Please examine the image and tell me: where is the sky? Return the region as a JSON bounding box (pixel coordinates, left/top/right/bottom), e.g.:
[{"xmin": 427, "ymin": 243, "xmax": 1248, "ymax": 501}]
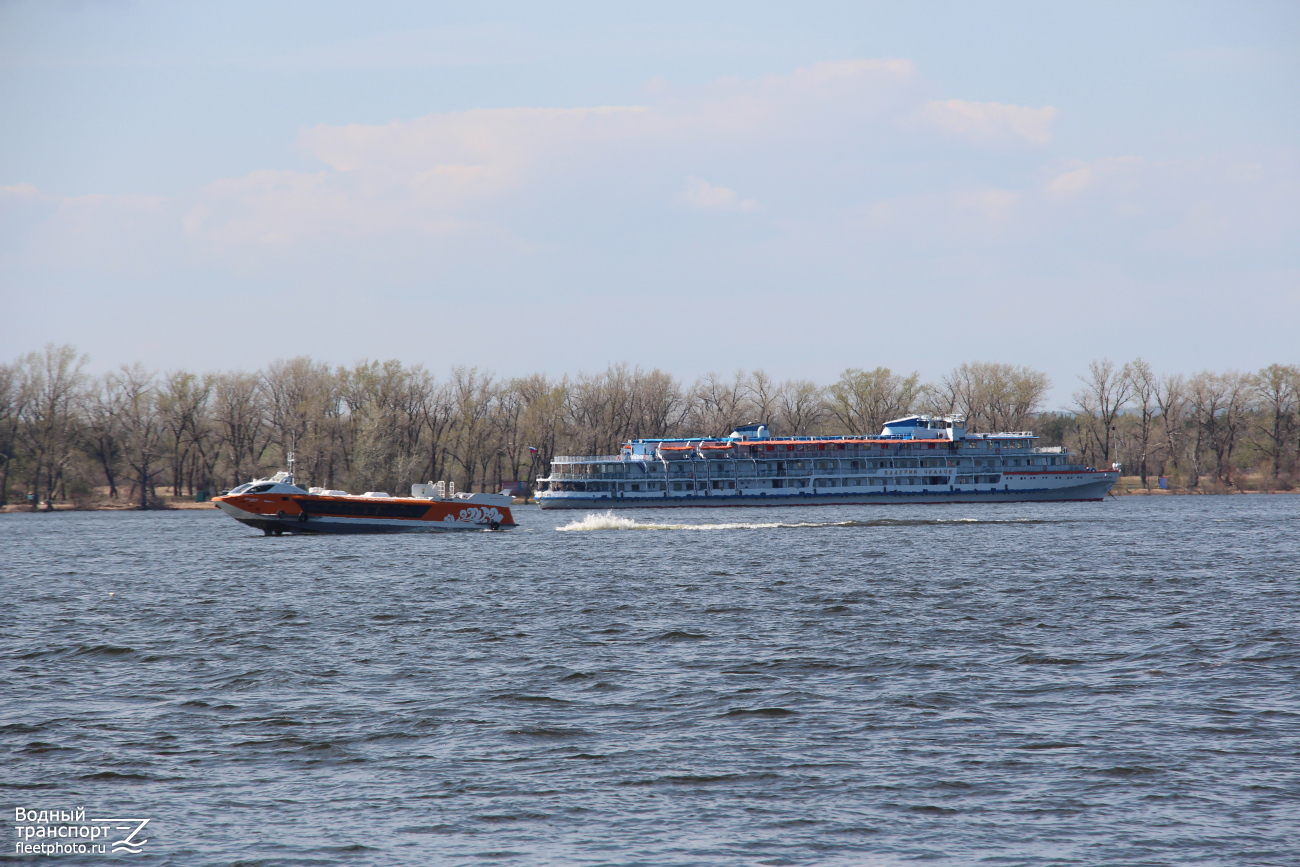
[{"xmin": 2, "ymin": 0, "xmax": 1297, "ymax": 409}]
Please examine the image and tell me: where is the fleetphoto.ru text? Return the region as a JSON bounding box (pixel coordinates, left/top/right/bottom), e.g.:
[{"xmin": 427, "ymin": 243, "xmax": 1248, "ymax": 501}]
[{"xmin": 13, "ymin": 807, "xmax": 150, "ymax": 856}]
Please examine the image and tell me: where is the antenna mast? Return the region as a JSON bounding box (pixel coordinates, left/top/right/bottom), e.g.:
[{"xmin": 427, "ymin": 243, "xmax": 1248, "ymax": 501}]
[{"xmin": 287, "ymin": 432, "xmax": 296, "ymax": 485}]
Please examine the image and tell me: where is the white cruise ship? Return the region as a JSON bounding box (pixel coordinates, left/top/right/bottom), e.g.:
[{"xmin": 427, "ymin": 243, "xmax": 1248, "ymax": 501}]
[{"xmin": 535, "ymin": 415, "xmax": 1118, "ymax": 509}]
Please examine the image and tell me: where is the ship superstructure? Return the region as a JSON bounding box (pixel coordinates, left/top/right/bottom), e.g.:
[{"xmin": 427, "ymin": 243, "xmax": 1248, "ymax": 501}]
[{"xmin": 535, "ymin": 415, "xmax": 1117, "ymax": 509}]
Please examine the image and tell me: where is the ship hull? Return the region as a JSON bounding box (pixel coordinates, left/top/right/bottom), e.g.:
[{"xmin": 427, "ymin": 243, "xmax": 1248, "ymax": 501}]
[{"xmin": 537, "ymin": 478, "xmax": 1115, "ymax": 509}]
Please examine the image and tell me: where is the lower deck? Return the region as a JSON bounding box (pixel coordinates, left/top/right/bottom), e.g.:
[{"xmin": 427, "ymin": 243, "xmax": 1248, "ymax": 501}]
[{"xmin": 537, "ymin": 475, "xmax": 1116, "ymax": 509}]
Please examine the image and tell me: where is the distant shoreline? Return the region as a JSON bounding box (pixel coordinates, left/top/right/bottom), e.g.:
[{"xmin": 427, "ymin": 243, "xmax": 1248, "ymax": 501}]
[{"xmin": 1, "ymin": 488, "xmax": 1293, "ymax": 514}]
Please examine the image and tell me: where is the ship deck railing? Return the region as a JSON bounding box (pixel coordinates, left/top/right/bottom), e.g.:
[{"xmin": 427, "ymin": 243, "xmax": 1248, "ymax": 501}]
[
  {"xmin": 542, "ymin": 464, "xmax": 1093, "ymax": 481},
  {"xmin": 551, "ymin": 445, "xmax": 1072, "ymax": 465},
  {"xmin": 551, "ymin": 455, "xmax": 624, "ymax": 464}
]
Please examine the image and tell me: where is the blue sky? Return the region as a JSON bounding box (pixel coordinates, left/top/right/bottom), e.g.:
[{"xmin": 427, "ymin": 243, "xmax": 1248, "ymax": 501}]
[{"xmin": 2, "ymin": 1, "xmax": 1296, "ymax": 407}]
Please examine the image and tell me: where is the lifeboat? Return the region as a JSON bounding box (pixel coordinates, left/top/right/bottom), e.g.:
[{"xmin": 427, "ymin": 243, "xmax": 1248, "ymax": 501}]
[{"xmin": 213, "ymin": 470, "xmax": 515, "ymax": 535}]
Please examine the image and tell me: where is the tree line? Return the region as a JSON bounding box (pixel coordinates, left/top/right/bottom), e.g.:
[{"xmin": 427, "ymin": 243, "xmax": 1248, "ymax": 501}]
[{"xmin": 1, "ymin": 346, "xmax": 1296, "ymax": 507}]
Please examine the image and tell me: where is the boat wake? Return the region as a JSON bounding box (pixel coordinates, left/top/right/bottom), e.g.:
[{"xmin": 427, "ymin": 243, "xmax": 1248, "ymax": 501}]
[
  {"xmin": 557, "ymin": 512, "xmax": 1053, "ymax": 532},
  {"xmin": 558, "ymin": 513, "xmax": 791, "ymax": 532}
]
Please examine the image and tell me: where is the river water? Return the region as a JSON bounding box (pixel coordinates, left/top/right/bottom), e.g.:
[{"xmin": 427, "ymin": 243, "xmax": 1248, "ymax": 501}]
[{"xmin": 2, "ymin": 497, "xmax": 1297, "ymax": 865}]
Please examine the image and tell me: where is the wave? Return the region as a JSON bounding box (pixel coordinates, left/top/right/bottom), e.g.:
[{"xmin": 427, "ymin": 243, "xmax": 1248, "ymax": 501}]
[{"xmin": 556, "ymin": 511, "xmax": 1051, "ymax": 532}]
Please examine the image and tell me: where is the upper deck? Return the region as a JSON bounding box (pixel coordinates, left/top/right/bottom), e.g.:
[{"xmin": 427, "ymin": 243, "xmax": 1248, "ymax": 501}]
[
  {"xmin": 546, "ymin": 416, "xmax": 1075, "ymax": 474},
  {"xmin": 557, "ymin": 415, "xmax": 1045, "ymax": 462}
]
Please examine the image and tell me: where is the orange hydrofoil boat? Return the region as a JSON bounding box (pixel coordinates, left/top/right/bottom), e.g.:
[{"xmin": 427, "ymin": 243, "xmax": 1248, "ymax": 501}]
[{"xmin": 213, "ymin": 460, "xmax": 514, "ymax": 535}]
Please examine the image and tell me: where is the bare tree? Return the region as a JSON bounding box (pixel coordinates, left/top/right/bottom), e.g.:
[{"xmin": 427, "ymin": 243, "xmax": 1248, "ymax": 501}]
[
  {"xmin": 686, "ymin": 370, "xmax": 754, "ymax": 436},
  {"xmin": 743, "ymin": 370, "xmax": 780, "ymax": 427},
  {"xmin": 1187, "ymin": 371, "xmax": 1254, "ymax": 486},
  {"xmin": 79, "ymin": 373, "xmax": 125, "ymax": 499},
  {"xmin": 16, "ymin": 344, "xmax": 87, "ymax": 508},
  {"xmin": 1253, "ymin": 364, "xmax": 1299, "ymax": 482},
  {"xmin": 930, "ymin": 362, "xmax": 1049, "ymax": 432},
  {"xmin": 1073, "ymin": 359, "xmax": 1133, "ymax": 468},
  {"xmin": 1197, "ymin": 371, "xmax": 1253, "ymax": 485},
  {"xmin": 826, "ymin": 367, "xmax": 919, "ymax": 434},
  {"xmin": 1127, "ymin": 359, "xmax": 1159, "ymax": 487},
  {"xmin": 776, "ymin": 379, "xmax": 831, "ymax": 435},
  {"xmin": 265, "ymin": 357, "xmax": 337, "ymax": 486},
  {"xmin": 186, "ymin": 387, "xmax": 222, "ymax": 496},
  {"xmin": 1154, "ymin": 372, "xmax": 1187, "ymax": 477},
  {"xmin": 447, "ymin": 366, "xmax": 498, "ymax": 490},
  {"xmin": 344, "ymin": 360, "xmax": 440, "ymax": 494},
  {"xmin": 567, "ymin": 364, "xmax": 668, "ymax": 455},
  {"xmin": 415, "ymin": 376, "xmax": 455, "ymax": 486},
  {"xmin": 631, "ymin": 369, "xmax": 687, "ymax": 439},
  {"xmin": 158, "ymin": 370, "xmax": 212, "ymax": 496},
  {"xmin": 113, "ymin": 364, "xmax": 166, "ymax": 509},
  {"xmin": 211, "ymin": 371, "xmax": 266, "ymax": 487},
  {"xmin": 512, "ymin": 373, "xmax": 568, "ymax": 488},
  {"xmin": 0, "ymin": 361, "xmax": 29, "ymax": 507}
]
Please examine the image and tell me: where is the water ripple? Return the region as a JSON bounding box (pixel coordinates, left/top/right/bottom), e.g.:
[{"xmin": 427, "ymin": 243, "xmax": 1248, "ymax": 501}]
[{"xmin": 2, "ymin": 498, "xmax": 1298, "ymax": 865}]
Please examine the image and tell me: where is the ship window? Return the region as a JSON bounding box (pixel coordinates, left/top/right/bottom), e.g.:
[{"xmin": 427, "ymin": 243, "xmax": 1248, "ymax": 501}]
[{"xmin": 248, "ymin": 483, "xmax": 276, "ymax": 493}]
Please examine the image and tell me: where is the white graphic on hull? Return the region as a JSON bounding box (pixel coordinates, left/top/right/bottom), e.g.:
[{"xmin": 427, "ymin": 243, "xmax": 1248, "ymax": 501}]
[{"xmin": 442, "ymin": 506, "xmax": 504, "ymax": 525}]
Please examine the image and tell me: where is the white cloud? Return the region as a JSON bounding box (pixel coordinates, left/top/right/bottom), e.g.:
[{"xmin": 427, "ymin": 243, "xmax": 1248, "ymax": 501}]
[
  {"xmin": 1, "ymin": 183, "xmax": 45, "ymax": 200},
  {"xmin": 952, "ymin": 188, "xmax": 1020, "ymax": 221},
  {"xmin": 299, "ymin": 105, "xmax": 654, "ymax": 176},
  {"xmin": 1045, "ymin": 156, "xmax": 1141, "ymax": 196},
  {"xmin": 673, "ymin": 177, "xmax": 757, "ymax": 212},
  {"xmin": 919, "ymin": 99, "xmax": 1058, "ymax": 145},
  {"xmin": 0, "ymin": 184, "xmax": 173, "ymax": 274},
  {"xmin": 10, "ymin": 59, "xmax": 1294, "ymax": 295},
  {"xmin": 182, "ymin": 59, "xmax": 932, "ymax": 247}
]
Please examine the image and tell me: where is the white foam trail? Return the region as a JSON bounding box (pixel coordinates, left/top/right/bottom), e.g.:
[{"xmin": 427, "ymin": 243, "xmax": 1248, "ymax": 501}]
[
  {"xmin": 557, "ymin": 512, "xmax": 841, "ymax": 532},
  {"xmin": 557, "ymin": 512, "xmax": 649, "ymax": 531},
  {"xmin": 556, "ymin": 511, "xmax": 1049, "ymax": 532}
]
